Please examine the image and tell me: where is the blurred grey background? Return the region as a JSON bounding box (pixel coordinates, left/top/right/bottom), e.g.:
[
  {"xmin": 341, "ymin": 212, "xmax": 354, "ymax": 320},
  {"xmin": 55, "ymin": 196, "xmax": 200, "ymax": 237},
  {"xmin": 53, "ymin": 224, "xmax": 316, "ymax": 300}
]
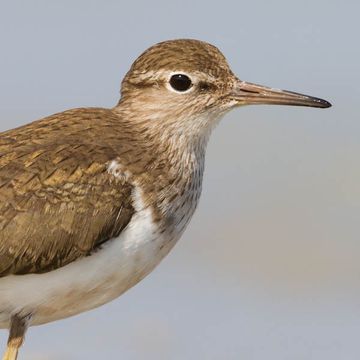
[{"xmin": 0, "ymin": 0, "xmax": 358, "ymax": 359}]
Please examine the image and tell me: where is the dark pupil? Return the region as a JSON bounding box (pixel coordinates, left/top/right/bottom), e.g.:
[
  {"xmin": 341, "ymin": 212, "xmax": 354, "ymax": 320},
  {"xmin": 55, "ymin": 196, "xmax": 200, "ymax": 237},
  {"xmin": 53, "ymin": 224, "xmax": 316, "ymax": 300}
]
[{"xmin": 169, "ymin": 74, "xmax": 192, "ymax": 92}]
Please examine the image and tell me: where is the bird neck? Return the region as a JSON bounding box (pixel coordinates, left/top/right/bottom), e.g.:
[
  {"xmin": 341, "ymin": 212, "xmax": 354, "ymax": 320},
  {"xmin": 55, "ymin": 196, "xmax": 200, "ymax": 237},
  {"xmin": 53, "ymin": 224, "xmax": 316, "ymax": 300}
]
[
  {"xmin": 112, "ymin": 100, "xmax": 222, "ymax": 233},
  {"xmin": 114, "ymin": 97, "xmax": 222, "ymax": 172}
]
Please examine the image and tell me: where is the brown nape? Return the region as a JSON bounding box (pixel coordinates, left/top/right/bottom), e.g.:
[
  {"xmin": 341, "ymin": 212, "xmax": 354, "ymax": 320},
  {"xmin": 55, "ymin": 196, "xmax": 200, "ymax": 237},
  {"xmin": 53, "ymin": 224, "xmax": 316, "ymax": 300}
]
[{"xmin": 2, "ymin": 315, "xmax": 30, "ymax": 360}]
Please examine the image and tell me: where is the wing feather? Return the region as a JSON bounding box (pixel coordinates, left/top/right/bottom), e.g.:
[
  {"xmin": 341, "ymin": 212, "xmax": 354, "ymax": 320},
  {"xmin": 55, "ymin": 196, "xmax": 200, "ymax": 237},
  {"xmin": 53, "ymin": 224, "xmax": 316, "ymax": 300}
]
[{"xmin": 0, "ymin": 116, "xmax": 135, "ymax": 276}]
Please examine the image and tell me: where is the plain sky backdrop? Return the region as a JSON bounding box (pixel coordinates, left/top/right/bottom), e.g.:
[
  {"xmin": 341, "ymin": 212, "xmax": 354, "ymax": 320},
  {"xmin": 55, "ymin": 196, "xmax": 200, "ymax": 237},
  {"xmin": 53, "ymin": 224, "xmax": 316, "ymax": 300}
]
[{"xmin": 0, "ymin": 1, "xmax": 359, "ymax": 359}]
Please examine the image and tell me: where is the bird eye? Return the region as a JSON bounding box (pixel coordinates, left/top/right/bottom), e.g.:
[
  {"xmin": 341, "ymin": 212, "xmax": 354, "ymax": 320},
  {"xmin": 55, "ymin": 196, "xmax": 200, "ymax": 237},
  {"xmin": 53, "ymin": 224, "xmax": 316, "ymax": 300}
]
[{"xmin": 169, "ymin": 74, "xmax": 192, "ymax": 92}]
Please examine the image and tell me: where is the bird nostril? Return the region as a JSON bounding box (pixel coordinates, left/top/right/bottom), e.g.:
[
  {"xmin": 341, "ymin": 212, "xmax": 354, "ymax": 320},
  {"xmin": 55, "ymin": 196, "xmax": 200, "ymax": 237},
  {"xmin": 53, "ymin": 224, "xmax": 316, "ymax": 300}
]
[{"xmin": 238, "ymin": 88, "xmax": 259, "ymax": 94}]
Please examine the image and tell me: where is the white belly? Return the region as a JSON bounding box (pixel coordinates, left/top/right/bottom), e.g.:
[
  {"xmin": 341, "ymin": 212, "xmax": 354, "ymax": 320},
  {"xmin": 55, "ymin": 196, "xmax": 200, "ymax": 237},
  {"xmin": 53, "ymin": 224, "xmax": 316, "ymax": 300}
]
[{"xmin": 0, "ymin": 191, "xmax": 177, "ymax": 327}]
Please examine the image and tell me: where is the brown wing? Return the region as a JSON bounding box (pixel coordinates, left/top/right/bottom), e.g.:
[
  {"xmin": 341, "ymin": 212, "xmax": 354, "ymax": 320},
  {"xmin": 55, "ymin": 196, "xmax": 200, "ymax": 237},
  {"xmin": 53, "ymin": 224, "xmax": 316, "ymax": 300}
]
[{"xmin": 0, "ymin": 112, "xmax": 135, "ymax": 276}]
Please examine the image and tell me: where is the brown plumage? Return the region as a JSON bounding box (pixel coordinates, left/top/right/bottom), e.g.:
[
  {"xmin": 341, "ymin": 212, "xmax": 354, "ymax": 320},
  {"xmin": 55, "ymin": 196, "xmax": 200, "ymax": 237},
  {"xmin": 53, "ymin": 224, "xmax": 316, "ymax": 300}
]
[
  {"xmin": 0, "ymin": 109, "xmax": 135, "ymax": 275},
  {"xmin": 0, "ymin": 39, "xmax": 331, "ymax": 359}
]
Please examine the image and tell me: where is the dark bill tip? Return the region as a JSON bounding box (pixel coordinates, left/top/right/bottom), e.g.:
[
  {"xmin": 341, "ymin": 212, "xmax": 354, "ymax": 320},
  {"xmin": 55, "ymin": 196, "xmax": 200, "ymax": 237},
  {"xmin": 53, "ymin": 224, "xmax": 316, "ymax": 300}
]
[{"xmin": 284, "ymin": 90, "xmax": 332, "ymax": 108}]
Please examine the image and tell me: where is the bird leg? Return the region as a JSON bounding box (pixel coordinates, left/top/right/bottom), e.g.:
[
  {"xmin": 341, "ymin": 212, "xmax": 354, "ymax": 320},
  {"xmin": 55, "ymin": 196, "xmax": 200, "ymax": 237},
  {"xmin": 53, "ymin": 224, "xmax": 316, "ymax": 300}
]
[{"xmin": 2, "ymin": 314, "xmax": 31, "ymax": 360}]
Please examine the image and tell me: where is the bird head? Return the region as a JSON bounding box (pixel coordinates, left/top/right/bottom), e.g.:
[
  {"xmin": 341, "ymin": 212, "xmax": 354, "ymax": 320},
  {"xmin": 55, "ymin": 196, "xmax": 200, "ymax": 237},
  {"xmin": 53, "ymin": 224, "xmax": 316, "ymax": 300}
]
[{"xmin": 117, "ymin": 39, "xmax": 331, "ymax": 144}]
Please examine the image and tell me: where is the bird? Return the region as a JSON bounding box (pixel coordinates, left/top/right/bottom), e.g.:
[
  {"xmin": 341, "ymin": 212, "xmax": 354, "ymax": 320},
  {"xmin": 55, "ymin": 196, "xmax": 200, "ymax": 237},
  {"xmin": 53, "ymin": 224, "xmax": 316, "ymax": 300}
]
[{"xmin": 0, "ymin": 38, "xmax": 331, "ymax": 359}]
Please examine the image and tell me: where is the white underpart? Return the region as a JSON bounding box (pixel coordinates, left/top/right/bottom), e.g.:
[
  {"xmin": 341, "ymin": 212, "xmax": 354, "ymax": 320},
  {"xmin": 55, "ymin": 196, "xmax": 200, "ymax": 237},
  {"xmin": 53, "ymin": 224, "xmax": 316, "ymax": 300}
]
[{"xmin": 0, "ymin": 185, "xmax": 173, "ymax": 327}]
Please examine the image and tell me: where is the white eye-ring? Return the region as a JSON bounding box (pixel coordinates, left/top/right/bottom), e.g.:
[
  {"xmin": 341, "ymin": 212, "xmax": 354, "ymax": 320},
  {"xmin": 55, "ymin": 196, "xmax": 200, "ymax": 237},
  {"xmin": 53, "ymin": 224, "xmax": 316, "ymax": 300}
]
[{"xmin": 167, "ymin": 73, "xmax": 193, "ymax": 93}]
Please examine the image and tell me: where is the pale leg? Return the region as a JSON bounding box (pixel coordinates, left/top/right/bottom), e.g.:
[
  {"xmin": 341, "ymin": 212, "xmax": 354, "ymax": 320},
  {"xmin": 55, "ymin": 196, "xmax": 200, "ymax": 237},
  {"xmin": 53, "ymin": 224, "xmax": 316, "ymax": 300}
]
[{"xmin": 2, "ymin": 315, "xmax": 30, "ymax": 360}]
